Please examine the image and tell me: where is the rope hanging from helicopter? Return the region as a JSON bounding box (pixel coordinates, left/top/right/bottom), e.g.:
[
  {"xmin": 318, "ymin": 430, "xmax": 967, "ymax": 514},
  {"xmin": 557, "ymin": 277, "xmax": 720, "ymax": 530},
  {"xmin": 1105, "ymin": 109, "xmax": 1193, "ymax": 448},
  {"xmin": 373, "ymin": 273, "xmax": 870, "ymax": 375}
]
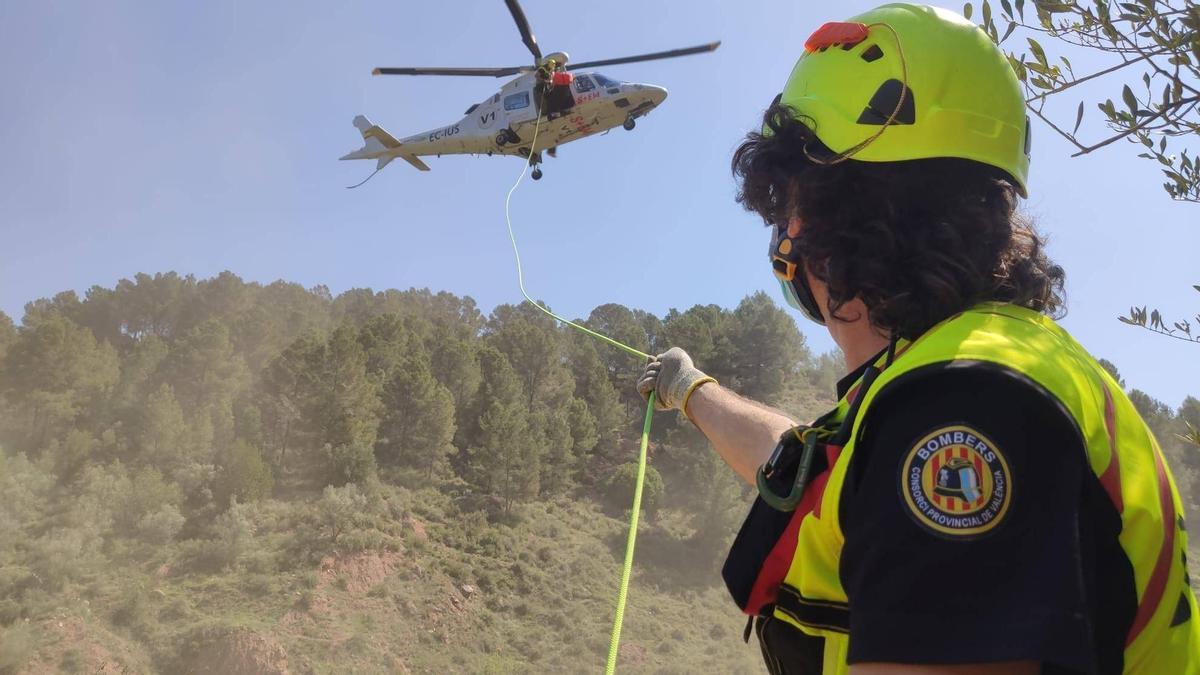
[
  {"xmin": 348, "ymin": 2, "xmax": 720, "ymax": 668},
  {"xmin": 503, "ymin": 87, "xmax": 656, "ymax": 675}
]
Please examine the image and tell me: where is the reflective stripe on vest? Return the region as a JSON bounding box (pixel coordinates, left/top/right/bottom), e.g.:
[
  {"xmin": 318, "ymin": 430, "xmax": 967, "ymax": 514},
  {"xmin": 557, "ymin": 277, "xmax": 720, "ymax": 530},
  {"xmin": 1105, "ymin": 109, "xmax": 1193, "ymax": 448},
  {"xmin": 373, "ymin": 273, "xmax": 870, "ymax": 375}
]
[{"xmin": 770, "ymin": 303, "xmax": 1199, "ymax": 674}]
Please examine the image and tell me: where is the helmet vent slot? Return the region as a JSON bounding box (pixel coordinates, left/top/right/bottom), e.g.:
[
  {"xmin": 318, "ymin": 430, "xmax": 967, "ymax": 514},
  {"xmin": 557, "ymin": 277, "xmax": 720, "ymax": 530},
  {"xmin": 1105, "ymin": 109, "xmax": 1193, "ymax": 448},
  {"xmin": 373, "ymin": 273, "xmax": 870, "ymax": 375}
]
[
  {"xmin": 856, "ymin": 79, "xmax": 915, "ymax": 125},
  {"xmin": 860, "ymin": 44, "xmax": 884, "ymax": 62}
]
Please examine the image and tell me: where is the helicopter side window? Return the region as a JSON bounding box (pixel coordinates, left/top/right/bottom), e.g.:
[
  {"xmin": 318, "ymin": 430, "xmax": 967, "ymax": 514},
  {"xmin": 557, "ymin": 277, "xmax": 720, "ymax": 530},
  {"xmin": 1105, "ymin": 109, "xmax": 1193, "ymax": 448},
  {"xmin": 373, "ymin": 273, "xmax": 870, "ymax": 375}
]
[
  {"xmin": 504, "ymin": 92, "xmax": 530, "ymax": 111},
  {"xmin": 572, "ymin": 76, "xmax": 596, "ymax": 93},
  {"xmin": 593, "ymin": 74, "xmax": 619, "ymax": 87}
]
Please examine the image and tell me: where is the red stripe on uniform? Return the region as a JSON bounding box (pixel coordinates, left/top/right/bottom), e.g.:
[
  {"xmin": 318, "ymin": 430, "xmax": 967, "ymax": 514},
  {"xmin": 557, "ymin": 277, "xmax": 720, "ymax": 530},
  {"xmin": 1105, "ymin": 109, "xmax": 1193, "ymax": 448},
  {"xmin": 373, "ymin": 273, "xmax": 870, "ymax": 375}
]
[
  {"xmin": 931, "ymin": 454, "xmax": 941, "ymax": 507},
  {"xmin": 1099, "ymin": 384, "xmax": 1125, "ymax": 514},
  {"xmin": 743, "ymin": 444, "xmax": 843, "ymax": 615},
  {"xmin": 974, "ymin": 455, "xmax": 985, "ymax": 507},
  {"xmin": 1124, "ymin": 444, "xmax": 1177, "ymax": 647}
]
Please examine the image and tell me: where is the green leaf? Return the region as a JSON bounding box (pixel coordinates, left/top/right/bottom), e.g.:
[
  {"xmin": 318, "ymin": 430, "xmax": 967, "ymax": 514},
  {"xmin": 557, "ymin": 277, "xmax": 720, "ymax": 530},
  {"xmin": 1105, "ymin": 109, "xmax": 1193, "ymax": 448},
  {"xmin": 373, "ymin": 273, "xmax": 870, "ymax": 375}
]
[
  {"xmin": 1073, "ymin": 101, "xmax": 1085, "ymax": 134},
  {"xmin": 1026, "ymin": 61, "xmax": 1052, "ymax": 76},
  {"xmin": 1192, "ymin": 285, "xmax": 1200, "ymax": 294},
  {"xmin": 1001, "ymin": 21, "xmax": 1018, "ymax": 42},
  {"xmin": 1122, "ymin": 84, "xmax": 1138, "ymax": 113},
  {"xmin": 964, "ymin": 2, "xmax": 973, "ymax": 20},
  {"xmin": 1027, "ymin": 37, "xmax": 1047, "ymax": 65},
  {"xmin": 983, "ymin": 0, "xmax": 993, "ymax": 27},
  {"xmin": 1000, "ymin": 0, "xmax": 1013, "ymax": 18},
  {"xmin": 1015, "ymin": 0, "xmax": 1025, "ymax": 19}
]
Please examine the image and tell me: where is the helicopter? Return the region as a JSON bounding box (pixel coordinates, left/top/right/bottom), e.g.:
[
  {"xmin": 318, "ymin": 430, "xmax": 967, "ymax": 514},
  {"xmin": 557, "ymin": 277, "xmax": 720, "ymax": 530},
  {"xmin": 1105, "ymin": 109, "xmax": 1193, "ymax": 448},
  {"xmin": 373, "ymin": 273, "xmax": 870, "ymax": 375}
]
[{"xmin": 340, "ymin": 0, "xmax": 719, "ymax": 182}]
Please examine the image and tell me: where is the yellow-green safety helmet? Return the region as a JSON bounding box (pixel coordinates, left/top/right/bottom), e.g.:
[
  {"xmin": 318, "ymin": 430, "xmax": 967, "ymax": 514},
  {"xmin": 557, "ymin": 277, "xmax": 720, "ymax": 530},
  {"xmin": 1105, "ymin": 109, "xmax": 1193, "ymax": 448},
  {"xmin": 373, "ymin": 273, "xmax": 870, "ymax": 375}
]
[{"xmin": 780, "ymin": 3, "xmax": 1031, "ymax": 195}]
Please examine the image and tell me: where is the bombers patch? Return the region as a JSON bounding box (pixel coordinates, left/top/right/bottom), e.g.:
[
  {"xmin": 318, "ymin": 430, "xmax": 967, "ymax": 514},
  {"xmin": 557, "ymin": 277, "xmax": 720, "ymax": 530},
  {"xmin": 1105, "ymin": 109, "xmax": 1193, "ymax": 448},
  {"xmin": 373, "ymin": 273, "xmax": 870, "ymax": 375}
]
[{"xmin": 900, "ymin": 425, "xmax": 1012, "ymax": 538}]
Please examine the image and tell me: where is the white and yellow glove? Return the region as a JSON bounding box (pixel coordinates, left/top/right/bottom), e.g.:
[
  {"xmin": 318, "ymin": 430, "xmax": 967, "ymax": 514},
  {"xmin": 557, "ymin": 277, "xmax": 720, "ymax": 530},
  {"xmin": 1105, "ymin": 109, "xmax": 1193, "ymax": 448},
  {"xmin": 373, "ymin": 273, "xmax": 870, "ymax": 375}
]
[{"xmin": 636, "ymin": 347, "xmax": 716, "ymax": 415}]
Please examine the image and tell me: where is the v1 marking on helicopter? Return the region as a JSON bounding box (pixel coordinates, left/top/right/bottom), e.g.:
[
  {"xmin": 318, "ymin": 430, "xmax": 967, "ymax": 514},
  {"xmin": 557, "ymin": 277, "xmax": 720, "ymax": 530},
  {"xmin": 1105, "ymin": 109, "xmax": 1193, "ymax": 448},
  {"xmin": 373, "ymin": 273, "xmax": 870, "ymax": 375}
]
[{"xmin": 340, "ymin": 0, "xmax": 718, "ymax": 182}]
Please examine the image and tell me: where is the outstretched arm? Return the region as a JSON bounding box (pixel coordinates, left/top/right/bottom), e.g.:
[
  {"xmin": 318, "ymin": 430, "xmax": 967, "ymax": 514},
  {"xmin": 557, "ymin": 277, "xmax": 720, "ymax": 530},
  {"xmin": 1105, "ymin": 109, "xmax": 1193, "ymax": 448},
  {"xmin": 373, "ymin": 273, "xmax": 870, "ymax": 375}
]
[
  {"xmin": 639, "ymin": 347, "xmax": 795, "ymax": 485},
  {"xmin": 685, "ymin": 382, "xmax": 795, "ymax": 485}
]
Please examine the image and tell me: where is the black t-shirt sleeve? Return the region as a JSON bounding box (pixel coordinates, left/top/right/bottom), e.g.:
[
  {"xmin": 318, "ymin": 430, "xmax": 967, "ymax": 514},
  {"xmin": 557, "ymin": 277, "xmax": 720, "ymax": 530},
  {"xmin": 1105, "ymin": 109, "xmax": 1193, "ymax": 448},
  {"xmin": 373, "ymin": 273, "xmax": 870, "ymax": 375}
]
[{"xmin": 840, "ymin": 364, "xmax": 1097, "ymax": 673}]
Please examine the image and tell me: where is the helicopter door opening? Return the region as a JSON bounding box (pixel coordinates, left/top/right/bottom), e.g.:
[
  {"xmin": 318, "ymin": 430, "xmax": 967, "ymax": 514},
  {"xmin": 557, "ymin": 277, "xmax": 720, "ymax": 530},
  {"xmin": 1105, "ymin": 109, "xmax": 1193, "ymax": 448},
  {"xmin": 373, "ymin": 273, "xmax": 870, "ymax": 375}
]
[{"xmin": 544, "ymin": 83, "xmax": 575, "ymax": 118}]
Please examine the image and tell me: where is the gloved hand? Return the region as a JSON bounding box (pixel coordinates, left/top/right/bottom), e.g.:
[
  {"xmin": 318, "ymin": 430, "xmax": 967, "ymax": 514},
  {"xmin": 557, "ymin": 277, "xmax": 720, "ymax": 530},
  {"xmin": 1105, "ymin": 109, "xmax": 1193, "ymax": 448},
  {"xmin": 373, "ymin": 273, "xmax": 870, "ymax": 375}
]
[{"xmin": 637, "ymin": 347, "xmax": 717, "ymax": 414}]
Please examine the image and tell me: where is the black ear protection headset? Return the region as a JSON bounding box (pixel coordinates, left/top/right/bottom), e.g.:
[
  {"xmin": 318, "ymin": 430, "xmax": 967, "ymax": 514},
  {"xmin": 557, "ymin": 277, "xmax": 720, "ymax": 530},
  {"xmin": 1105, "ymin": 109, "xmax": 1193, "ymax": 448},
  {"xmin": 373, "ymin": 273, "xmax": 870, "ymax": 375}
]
[{"xmin": 769, "ymin": 225, "xmax": 826, "ymax": 326}]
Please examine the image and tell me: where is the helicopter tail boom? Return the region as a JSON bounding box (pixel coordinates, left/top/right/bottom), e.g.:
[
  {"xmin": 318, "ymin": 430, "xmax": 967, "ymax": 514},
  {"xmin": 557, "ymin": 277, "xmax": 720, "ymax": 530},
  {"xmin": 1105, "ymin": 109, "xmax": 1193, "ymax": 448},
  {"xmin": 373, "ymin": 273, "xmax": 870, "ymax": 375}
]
[{"xmin": 340, "ymin": 115, "xmax": 430, "ymax": 172}]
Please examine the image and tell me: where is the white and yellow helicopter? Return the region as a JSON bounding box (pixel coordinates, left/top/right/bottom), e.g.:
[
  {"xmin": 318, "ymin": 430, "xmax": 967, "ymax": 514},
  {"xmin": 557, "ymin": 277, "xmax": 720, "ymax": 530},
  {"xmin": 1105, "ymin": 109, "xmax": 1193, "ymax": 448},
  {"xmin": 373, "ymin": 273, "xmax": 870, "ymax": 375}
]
[{"xmin": 340, "ymin": 0, "xmax": 718, "ymax": 183}]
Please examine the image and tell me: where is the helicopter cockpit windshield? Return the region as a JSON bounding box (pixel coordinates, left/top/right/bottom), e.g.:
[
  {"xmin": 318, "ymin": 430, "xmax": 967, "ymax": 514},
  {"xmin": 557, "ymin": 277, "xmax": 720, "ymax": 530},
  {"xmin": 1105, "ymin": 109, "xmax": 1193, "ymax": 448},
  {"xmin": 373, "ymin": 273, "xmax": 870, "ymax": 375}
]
[{"xmin": 592, "ymin": 73, "xmax": 620, "ymax": 88}]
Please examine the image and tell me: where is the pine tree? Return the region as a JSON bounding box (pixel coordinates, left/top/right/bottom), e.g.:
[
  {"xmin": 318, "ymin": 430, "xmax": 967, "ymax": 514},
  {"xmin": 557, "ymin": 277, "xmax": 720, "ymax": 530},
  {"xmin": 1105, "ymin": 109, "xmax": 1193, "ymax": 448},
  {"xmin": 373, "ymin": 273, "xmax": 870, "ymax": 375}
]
[
  {"xmin": 729, "ymin": 291, "xmax": 812, "ymax": 405},
  {"xmin": 464, "ymin": 346, "xmax": 542, "ymax": 511},
  {"xmin": 378, "ymin": 355, "xmax": 456, "ymax": 477},
  {"xmin": 139, "ymin": 383, "xmax": 187, "ymax": 466},
  {"xmin": 485, "ymin": 304, "xmax": 568, "ymax": 411},
  {"xmin": 318, "ymin": 325, "xmax": 383, "ymax": 457},
  {"xmin": 0, "ymin": 311, "xmax": 16, "ymax": 362},
  {"xmin": 0, "ymin": 313, "xmax": 119, "ymax": 450},
  {"xmin": 470, "ymin": 400, "xmax": 540, "ymax": 513},
  {"xmin": 535, "ymin": 402, "xmax": 576, "ymax": 496}
]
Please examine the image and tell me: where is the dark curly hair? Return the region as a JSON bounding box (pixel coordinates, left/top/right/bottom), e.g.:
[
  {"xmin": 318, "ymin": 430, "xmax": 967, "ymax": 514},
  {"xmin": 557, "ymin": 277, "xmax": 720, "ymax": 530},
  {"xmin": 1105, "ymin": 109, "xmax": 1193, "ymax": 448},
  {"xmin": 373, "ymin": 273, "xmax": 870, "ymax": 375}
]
[{"xmin": 732, "ymin": 98, "xmax": 1065, "ymax": 340}]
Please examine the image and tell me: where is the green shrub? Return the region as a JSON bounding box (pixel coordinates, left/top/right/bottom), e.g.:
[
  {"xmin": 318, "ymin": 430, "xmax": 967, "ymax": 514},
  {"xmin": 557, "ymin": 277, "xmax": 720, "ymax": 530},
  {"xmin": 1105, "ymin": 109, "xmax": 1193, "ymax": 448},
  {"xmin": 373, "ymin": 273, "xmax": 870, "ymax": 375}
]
[
  {"xmin": 295, "ymin": 590, "xmax": 314, "ymax": 611},
  {"xmin": 324, "ymin": 442, "xmax": 377, "ymax": 486},
  {"xmin": 60, "ymin": 648, "xmax": 85, "ymax": 674},
  {"xmin": 340, "ymin": 528, "xmax": 389, "ymax": 552},
  {"xmin": 28, "ymin": 529, "xmax": 90, "ymax": 591},
  {"xmin": 240, "ymin": 573, "xmax": 275, "ymax": 597},
  {"xmin": 443, "ymin": 559, "xmax": 468, "ymax": 583},
  {"xmin": 214, "ymin": 440, "xmax": 274, "ymax": 505},
  {"xmin": 136, "ymin": 504, "xmax": 185, "ymax": 544},
  {"xmin": 117, "ymin": 467, "xmax": 182, "ymax": 531},
  {"xmin": 111, "ymin": 584, "xmax": 151, "ymax": 630},
  {"xmin": 603, "ymin": 463, "xmax": 664, "ymax": 516},
  {"xmin": 0, "ymin": 623, "xmax": 35, "ymax": 674},
  {"xmin": 0, "ymin": 600, "xmax": 20, "ymax": 626},
  {"xmin": 315, "ymin": 484, "xmax": 369, "ymax": 547}
]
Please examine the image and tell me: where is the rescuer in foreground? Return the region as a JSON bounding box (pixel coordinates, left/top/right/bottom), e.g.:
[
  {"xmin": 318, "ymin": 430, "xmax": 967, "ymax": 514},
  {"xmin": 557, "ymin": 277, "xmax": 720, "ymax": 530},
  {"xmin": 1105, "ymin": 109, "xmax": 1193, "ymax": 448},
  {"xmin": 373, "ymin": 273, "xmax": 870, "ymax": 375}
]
[{"xmin": 637, "ymin": 4, "xmax": 1199, "ymax": 673}]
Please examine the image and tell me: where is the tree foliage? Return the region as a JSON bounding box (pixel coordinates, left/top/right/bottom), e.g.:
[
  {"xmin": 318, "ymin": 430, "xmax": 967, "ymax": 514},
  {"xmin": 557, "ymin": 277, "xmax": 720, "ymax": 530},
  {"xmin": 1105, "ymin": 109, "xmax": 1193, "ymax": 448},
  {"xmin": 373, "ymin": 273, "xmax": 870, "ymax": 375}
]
[
  {"xmin": 0, "ymin": 271, "xmax": 1192, "ymax": 672},
  {"xmin": 966, "ymin": 0, "xmax": 1200, "ymax": 201},
  {"xmin": 963, "ymin": 2, "xmax": 1199, "ymax": 347}
]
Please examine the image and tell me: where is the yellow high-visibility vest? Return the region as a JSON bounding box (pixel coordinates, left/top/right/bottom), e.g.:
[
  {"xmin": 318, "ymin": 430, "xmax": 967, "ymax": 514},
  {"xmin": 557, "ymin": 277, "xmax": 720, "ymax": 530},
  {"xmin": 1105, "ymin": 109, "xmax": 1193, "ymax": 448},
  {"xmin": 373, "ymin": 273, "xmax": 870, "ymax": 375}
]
[{"xmin": 773, "ymin": 303, "xmax": 1199, "ymax": 673}]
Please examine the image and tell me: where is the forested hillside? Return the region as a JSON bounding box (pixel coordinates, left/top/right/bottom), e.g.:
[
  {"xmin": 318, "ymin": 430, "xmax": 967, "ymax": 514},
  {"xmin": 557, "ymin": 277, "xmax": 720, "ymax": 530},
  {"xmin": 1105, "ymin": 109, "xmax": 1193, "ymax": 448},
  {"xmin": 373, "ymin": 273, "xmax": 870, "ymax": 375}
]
[{"xmin": 0, "ymin": 271, "xmax": 1195, "ymax": 673}]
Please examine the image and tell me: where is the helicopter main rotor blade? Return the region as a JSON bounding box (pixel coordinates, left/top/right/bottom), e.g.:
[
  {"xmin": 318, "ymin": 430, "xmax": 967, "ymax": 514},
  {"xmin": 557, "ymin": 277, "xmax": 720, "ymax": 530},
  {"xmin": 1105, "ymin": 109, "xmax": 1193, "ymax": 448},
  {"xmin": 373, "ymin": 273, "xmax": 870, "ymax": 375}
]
[
  {"xmin": 504, "ymin": 0, "xmax": 542, "ymax": 64},
  {"xmin": 565, "ymin": 41, "xmax": 721, "ymax": 71},
  {"xmin": 372, "ymin": 66, "xmax": 527, "ymax": 77}
]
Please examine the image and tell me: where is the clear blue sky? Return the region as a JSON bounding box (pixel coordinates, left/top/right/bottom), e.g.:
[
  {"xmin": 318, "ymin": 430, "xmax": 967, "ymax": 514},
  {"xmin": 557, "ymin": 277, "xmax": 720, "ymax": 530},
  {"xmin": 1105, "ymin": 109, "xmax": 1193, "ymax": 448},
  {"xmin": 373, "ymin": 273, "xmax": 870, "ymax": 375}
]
[{"xmin": 1, "ymin": 0, "xmax": 1197, "ymax": 406}]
